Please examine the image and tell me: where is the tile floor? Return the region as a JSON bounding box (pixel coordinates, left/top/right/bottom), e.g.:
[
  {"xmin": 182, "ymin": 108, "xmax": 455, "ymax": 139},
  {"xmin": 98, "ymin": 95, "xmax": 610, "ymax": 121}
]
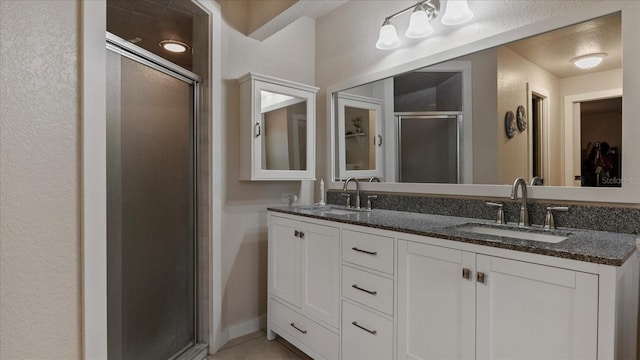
[{"xmin": 208, "ymin": 331, "xmax": 311, "ymax": 360}]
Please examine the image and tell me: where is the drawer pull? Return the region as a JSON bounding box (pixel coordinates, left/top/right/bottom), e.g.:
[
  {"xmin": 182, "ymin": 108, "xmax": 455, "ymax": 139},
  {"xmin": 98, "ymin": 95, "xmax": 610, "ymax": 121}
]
[
  {"xmin": 290, "ymin": 322, "xmax": 307, "ymax": 334},
  {"xmin": 352, "ymin": 284, "xmax": 377, "ymax": 295},
  {"xmin": 352, "ymin": 247, "xmax": 377, "ymax": 256},
  {"xmin": 352, "ymin": 321, "xmax": 377, "ymax": 335}
]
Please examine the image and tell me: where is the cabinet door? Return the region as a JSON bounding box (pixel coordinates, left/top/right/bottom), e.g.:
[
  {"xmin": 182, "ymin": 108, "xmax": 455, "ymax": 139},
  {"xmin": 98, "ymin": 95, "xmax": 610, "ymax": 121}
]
[
  {"xmin": 397, "ymin": 240, "xmax": 476, "ymax": 360},
  {"xmin": 302, "ymin": 222, "xmax": 341, "ymax": 328},
  {"xmin": 476, "ymin": 255, "xmax": 598, "ymax": 360},
  {"xmin": 269, "ymin": 217, "xmax": 302, "ymax": 307}
]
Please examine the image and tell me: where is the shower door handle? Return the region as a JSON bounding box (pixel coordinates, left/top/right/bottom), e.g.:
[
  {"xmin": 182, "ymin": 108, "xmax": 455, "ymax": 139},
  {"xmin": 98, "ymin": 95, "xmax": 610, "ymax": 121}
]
[
  {"xmin": 255, "ymin": 122, "xmax": 261, "ymax": 137},
  {"xmin": 377, "ymin": 134, "xmax": 383, "ymax": 147}
]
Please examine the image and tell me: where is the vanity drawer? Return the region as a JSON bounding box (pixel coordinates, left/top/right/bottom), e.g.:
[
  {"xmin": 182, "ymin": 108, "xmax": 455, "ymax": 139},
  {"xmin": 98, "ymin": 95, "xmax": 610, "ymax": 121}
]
[
  {"xmin": 270, "ymin": 298, "xmax": 339, "ymax": 360},
  {"xmin": 342, "ymin": 300, "xmax": 393, "ymax": 360},
  {"xmin": 342, "ymin": 229, "xmax": 394, "ymax": 274},
  {"xmin": 342, "ymin": 265, "xmax": 393, "ymax": 315}
]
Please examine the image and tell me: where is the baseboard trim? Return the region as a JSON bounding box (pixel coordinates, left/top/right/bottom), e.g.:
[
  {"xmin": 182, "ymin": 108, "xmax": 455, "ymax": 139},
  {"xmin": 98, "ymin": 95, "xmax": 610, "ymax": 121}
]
[{"xmin": 219, "ymin": 315, "xmax": 267, "ymax": 346}]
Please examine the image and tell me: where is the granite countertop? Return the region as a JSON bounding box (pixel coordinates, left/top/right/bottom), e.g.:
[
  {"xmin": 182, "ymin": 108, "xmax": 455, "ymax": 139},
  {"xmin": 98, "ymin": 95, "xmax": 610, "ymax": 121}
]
[{"xmin": 268, "ymin": 205, "xmax": 639, "ymax": 266}]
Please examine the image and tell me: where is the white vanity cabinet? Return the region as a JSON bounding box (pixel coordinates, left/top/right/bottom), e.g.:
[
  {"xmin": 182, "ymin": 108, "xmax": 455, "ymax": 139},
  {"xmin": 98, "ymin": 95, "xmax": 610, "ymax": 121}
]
[
  {"xmin": 267, "ymin": 211, "xmax": 638, "ymax": 360},
  {"xmin": 341, "ymin": 229, "xmax": 395, "ymax": 360},
  {"xmin": 397, "ymin": 241, "xmax": 476, "ymax": 360},
  {"xmin": 475, "ymin": 254, "xmax": 598, "ymax": 359},
  {"xmin": 397, "ymin": 240, "xmax": 599, "ymax": 360},
  {"xmin": 239, "ymin": 73, "xmax": 318, "ymax": 180},
  {"xmin": 267, "ymin": 215, "xmax": 340, "ymax": 359}
]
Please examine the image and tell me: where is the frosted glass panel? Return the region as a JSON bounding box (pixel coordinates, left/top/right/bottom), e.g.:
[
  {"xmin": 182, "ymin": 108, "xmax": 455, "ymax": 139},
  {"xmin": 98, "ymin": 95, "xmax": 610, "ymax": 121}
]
[
  {"xmin": 399, "ymin": 115, "xmax": 459, "ymax": 183},
  {"xmin": 107, "ymin": 51, "xmax": 195, "ymax": 359}
]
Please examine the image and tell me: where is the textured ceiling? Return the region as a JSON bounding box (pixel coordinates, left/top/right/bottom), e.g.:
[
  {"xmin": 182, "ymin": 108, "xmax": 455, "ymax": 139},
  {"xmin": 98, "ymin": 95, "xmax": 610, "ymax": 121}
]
[
  {"xmin": 506, "ymin": 12, "xmax": 621, "ymax": 78},
  {"xmin": 107, "ymin": 0, "xmax": 202, "ymax": 70},
  {"xmin": 248, "ymin": 0, "xmax": 349, "ymax": 41}
]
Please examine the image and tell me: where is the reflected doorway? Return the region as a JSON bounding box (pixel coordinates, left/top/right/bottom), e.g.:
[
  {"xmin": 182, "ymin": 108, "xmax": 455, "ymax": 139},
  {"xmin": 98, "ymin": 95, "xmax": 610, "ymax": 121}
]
[{"xmin": 580, "ymin": 97, "xmax": 622, "ymax": 187}]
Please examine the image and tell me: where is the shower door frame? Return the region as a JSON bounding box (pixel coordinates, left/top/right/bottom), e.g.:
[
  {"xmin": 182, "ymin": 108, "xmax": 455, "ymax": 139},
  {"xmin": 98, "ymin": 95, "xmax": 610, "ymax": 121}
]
[{"xmin": 106, "ymin": 32, "xmax": 202, "ymax": 359}]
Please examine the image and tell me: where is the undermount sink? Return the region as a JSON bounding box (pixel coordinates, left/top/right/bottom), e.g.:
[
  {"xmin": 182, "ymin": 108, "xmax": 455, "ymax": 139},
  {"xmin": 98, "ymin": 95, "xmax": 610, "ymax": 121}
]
[
  {"xmin": 297, "ymin": 205, "xmax": 358, "ymax": 216},
  {"xmin": 323, "ymin": 208, "xmax": 357, "ymax": 216},
  {"xmin": 456, "ymin": 224, "xmax": 569, "ymax": 244}
]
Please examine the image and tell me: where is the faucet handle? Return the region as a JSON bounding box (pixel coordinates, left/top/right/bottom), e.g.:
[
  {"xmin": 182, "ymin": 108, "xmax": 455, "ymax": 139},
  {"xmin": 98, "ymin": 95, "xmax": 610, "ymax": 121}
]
[
  {"xmin": 486, "ymin": 202, "xmax": 506, "ymax": 224},
  {"xmin": 366, "ymin": 195, "xmax": 378, "ymax": 211},
  {"xmin": 341, "ymin": 193, "xmax": 352, "ymax": 208},
  {"xmin": 544, "ymin": 206, "xmax": 569, "ymax": 230}
]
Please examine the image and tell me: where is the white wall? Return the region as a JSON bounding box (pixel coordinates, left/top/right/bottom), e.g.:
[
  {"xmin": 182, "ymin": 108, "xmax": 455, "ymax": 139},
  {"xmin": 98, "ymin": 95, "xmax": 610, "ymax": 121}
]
[
  {"xmin": 218, "ymin": 10, "xmax": 316, "ymax": 339},
  {"xmin": 0, "ymin": 1, "xmax": 82, "ymax": 358}
]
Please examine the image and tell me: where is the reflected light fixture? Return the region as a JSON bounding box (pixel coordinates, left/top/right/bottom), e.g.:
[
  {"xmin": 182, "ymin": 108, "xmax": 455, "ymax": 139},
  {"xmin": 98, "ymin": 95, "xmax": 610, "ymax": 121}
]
[
  {"xmin": 159, "ymin": 39, "xmax": 190, "ymax": 53},
  {"xmin": 376, "ymin": 0, "xmax": 474, "ymax": 50},
  {"xmin": 571, "ymin": 53, "xmax": 607, "ymax": 70}
]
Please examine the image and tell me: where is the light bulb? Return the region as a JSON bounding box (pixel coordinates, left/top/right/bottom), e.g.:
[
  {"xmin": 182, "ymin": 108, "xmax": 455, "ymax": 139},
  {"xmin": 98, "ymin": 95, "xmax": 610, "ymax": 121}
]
[
  {"xmin": 441, "ymin": 0, "xmax": 474, "ymax": 26},
  {"xmin": 572, "ymin": 53, "xmax": 606, "ymax": 69},
  {"xmin": 159, "ymin": 40, "xmax": 190, "ymax": 53},
  {"xmin": 405, "ymin": 6, "xmax": 434, "ymax": 38},
  {"xmin": 376, "ymin": 21, "xmax": 401, "ymax": 50}
]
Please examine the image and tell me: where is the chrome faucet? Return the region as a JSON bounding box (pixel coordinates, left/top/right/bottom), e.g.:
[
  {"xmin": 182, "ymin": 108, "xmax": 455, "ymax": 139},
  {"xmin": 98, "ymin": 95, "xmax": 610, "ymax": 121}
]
[
  {"xmin": 342, "ymin": 177, "xmax": 361, "ymax": 209},
  {"xmin": 510, "ymin": 177, "xmax": 530, "ymax": 226}
]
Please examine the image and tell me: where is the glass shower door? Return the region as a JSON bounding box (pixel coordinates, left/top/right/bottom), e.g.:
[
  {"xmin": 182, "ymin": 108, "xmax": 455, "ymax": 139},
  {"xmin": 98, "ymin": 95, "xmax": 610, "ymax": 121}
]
[{"xmin": 107, "ymin": 46, "xmax": 197, "ymax": 360}]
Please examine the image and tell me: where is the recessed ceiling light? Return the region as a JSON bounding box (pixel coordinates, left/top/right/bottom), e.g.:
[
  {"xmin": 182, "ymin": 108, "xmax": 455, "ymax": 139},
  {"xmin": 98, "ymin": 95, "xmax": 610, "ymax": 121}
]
[
  {"xmin": 159, "ymin": 40, "xmax": 190, "ymax": 53},
  {"xmin": 571, "ymin": 53, "xmax": 606, "ymax": 70}
]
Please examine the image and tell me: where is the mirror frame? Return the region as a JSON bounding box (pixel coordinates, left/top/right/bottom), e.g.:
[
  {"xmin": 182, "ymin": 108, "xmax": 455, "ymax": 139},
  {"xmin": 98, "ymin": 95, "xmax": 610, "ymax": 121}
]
[{"xmin": 327, "ymin": 1, "xmax": 640, "ymax": 203}]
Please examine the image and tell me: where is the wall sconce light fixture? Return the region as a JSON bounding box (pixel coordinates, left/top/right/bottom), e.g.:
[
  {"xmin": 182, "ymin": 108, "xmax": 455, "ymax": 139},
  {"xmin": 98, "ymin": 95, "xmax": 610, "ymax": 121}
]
[{"xmin": 376, "ymin": 0, "xmax": 474, "ymax": 50}]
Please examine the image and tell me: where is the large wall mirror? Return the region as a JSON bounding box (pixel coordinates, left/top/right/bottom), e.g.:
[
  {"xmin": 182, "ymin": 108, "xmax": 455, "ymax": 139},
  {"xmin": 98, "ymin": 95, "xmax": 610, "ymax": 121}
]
[
  {"xmin": 329, "ymin": 4, "xmax": 640, "ymax": 203},
  {"xmin": 327, "ymin": 1, "xmax": 640, "ymax": 204}
]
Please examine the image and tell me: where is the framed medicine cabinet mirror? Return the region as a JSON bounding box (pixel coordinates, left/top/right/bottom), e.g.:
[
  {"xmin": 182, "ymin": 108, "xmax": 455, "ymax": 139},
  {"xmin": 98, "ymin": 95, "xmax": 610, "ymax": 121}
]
[
  {"xmin": 329, "ymin": 3, "xmax": 640, "ymax": 203},
  {"xmin": 240, "ymin": 73, "xmax": 318, "ymax": 180}
]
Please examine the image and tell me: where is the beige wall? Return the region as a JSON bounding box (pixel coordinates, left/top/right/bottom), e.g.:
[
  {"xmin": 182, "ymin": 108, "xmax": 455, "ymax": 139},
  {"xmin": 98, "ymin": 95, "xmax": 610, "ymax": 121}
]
[
  {"xmin": 0, "ymin": 1, "xmax": 82, "ymax": 359},
  {"xmin": 247, "ymin": 0, "xmax": 297, "ymax": 35},
  {"xmin": 496, "ymin": 46, "xmax": 562, "ymax": 185},
  {"xmin": 560, "ymin": 68, "xmax": 622, "ymax": 100},
  {"xmin": 462, "ymin": 48, "xmax": 499, "ymax": 185},
  {"xmin": 219, "ymin": 11, "xmax": 315, "ymax": 337},
  {"xmin": 217, "ymin": 0, "xmax": 297, "ymax": 36}
]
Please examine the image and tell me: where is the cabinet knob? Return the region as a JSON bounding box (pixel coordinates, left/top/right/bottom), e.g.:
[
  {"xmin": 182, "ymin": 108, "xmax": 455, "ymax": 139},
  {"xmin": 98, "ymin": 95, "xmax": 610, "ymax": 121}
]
[
  {"xmin": 462, "ymin": 267, "xmax": 471, "ymax": 280},
  {"xmin": 477, "ymin": 271, "xmax": 486, "ymax": 284}
]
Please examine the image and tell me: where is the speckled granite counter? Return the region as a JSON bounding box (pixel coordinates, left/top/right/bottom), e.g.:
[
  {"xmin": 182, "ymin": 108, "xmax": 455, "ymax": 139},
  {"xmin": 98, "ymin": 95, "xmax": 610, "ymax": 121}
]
[{"xmin": 268, "ymin": 205, "xmax": 638, "ymax": 266}]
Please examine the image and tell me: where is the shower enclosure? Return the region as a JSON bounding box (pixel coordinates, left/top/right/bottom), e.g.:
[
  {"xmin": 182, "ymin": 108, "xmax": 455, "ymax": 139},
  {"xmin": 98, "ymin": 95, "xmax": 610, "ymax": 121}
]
[{"xmin": 106, "ymin": 34, "xmax": 201, "ymax": 359}]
